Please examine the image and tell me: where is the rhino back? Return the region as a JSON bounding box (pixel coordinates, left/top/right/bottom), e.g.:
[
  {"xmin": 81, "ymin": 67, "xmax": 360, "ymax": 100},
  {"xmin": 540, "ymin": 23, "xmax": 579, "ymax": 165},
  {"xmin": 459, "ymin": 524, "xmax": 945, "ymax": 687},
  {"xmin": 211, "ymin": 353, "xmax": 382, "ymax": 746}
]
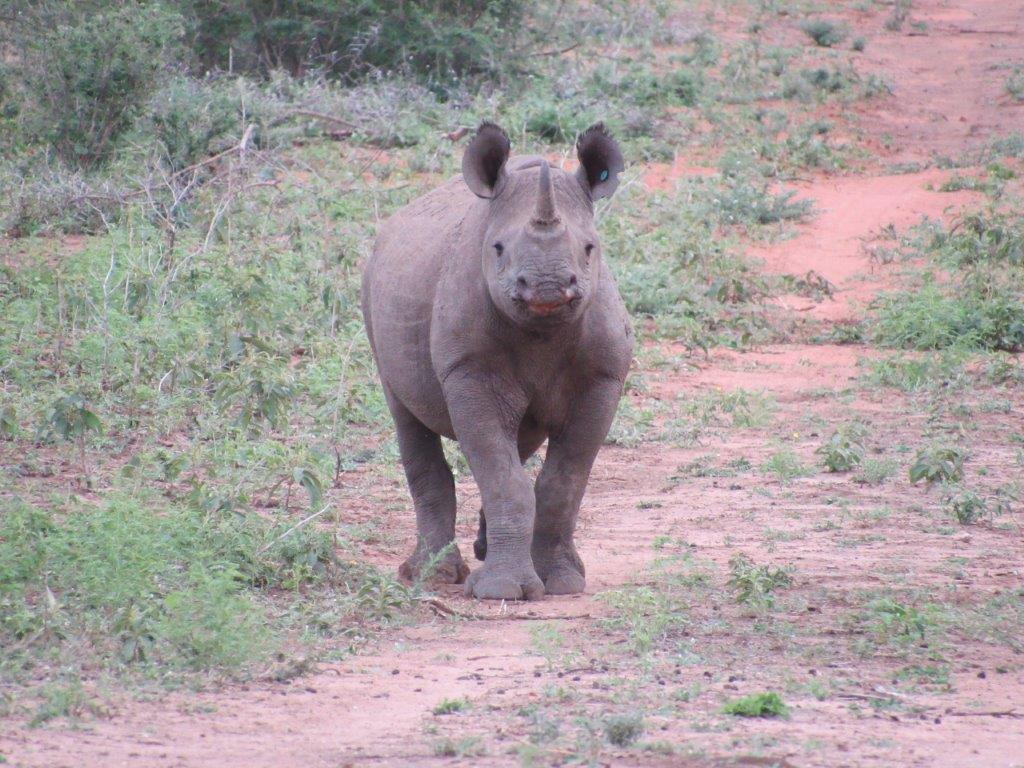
[{"xmin": 362, "ymin": 176, "xmax": 481, "ymax": 436}]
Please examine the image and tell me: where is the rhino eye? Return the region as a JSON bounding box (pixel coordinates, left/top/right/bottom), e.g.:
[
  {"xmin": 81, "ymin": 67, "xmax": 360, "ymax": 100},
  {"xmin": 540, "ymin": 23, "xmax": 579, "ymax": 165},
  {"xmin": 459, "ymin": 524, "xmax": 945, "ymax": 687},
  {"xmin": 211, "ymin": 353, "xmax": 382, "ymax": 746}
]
[
  {"xmin": 494, "ymin": 242, "xmax": 504, "ymax": 257},
  {"xmin": 584, "ymin": 243, "xmax": 595, "ymax": 258}
]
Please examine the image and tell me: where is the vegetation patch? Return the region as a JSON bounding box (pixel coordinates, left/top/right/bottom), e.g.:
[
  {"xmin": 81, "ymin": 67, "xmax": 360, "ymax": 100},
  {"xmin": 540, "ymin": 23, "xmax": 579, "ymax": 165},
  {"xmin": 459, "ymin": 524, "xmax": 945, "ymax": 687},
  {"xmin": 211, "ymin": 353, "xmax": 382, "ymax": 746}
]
[{"xmin": 721, "ymin": 691, "xmax": 789, "ymax": 718}]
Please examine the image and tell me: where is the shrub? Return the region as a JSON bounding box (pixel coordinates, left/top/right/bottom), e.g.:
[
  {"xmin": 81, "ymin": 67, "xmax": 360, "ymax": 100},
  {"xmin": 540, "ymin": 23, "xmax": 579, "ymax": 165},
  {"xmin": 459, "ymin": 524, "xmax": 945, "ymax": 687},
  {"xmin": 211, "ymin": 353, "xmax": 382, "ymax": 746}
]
[
  {"xmin": 142, "ymin": 75, "xmax": 243, "ymax": 172},
  {"xmin": 604, "ymin": 713, "xmax": 645, "ymax": 746},
  {"xmin": 799, "ymin": 19, "xmax": 847, "ymax": 48},
  {"xmin": 1007, "ymin": 69, "xmax": 1024, "ymax": 102},
  {"xmin": 182, "ymin": 0, "xmax": 533, "ymax": 88},
  {"xmin": 5, "ymin": 1, "xmax": 185, "ymax": 167}
]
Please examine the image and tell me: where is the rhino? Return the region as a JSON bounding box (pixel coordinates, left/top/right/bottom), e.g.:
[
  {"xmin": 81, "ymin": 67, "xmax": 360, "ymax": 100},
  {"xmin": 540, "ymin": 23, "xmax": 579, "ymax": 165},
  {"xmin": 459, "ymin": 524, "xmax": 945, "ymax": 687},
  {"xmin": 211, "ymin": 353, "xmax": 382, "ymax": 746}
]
[{"xmin": 361, "ymin": 121, "xmax": 633, "ymax": 600}]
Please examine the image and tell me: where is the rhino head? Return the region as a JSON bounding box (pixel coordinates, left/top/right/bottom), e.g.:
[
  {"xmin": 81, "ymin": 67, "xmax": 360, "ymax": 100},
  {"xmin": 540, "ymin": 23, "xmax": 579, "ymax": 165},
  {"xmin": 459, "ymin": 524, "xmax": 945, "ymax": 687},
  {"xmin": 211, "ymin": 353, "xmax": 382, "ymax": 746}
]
[{"xmin": 462, "ymin": 122, "xmax": 624, "ymax": 327}]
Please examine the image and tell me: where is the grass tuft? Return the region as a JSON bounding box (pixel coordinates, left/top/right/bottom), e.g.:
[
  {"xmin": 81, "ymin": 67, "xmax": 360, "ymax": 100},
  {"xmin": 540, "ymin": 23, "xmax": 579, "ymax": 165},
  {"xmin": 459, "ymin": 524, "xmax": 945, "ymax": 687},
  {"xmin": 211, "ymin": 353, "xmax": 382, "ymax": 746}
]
[
  {"xmin": 800, "ymin": 20, "xmax": 847, "ymax": 48},
  {"xmin": 721, "ymin": 691, "xmax": 789, "ymax": 718}
]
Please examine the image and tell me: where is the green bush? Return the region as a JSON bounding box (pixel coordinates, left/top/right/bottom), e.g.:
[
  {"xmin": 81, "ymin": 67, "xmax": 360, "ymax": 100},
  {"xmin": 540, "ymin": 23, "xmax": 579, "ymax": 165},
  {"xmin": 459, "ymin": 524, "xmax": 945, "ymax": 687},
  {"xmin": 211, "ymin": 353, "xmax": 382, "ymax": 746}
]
[
  {"xmin": 4, "ymin": 1, "xmax": 185, "ymax": 167},
  {"xmin": 799, "ymin": 19, "xmax": 847, "ymax": 48},
  {"xmin": 182, "ymin": 0, "xmax": 533, "ymax": 88},
  {"xmin": 142, "ymin": 75, "xmax": 243, "ymax": 172}
]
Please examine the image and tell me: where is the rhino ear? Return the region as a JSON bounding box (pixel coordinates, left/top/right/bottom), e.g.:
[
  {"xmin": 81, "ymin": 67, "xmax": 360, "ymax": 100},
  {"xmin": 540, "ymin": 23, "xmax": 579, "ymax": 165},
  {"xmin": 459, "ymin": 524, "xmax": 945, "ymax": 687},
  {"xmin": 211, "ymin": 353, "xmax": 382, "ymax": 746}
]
[
  {"xmin": 575, "ymin": 123, "xmax": 624, "ymax": 200},
  {"xmin": 462, "ymin": 121, "xmax": 510, "ymax": 198}
]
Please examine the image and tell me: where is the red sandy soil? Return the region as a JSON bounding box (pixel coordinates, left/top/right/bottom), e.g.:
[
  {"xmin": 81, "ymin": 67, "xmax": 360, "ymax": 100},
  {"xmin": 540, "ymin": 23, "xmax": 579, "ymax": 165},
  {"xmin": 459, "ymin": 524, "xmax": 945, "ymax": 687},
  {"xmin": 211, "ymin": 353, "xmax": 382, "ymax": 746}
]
[{"xmin": 3, "ymin": 1, "xmax": 1024, "ymax": 766}]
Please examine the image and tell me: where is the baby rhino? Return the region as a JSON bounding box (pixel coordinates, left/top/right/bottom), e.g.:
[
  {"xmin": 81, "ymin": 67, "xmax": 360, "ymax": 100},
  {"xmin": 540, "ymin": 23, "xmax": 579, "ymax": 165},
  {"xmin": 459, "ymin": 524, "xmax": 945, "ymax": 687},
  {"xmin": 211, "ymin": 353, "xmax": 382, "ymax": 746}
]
[{"xmin": 361, "ymin": 122, "xmax": 634, "ymax": 600}]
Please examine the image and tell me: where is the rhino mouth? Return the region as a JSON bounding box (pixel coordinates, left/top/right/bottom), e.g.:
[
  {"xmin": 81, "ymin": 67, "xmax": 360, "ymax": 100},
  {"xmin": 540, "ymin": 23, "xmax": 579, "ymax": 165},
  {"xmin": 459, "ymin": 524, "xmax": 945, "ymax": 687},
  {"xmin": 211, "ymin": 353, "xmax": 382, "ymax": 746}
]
[{"xmin": 525, "ymin": 298, "xmax": 572, "ymax": 316}]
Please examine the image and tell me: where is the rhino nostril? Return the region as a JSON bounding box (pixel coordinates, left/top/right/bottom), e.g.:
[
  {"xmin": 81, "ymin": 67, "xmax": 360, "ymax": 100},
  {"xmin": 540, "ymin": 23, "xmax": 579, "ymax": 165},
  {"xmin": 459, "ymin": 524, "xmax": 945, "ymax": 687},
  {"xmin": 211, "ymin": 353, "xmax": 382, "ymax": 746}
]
[
  {"xmin": 516, "ymin": 276, "xmax": 528, "ymax": 290},
  {"xmin": 567, "ymin": 274, "xmax": 578, "ymax": 286}
]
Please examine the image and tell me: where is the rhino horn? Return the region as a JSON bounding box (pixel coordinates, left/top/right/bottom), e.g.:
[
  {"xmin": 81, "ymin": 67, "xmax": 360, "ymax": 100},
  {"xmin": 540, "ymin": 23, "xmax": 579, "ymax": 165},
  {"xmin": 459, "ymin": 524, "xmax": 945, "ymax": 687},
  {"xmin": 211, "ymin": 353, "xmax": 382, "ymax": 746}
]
[{"xmin": 530, "ymin": 161, "xmax": 560, "ymax": 228}]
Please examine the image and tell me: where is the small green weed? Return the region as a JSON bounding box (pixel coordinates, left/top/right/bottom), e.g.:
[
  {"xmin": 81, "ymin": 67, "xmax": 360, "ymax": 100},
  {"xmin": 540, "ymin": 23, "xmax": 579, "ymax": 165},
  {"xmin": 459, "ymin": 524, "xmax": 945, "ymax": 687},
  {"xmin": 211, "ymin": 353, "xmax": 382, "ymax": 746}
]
[
  {"xmin": 942, "ymin": 485, "xmax": 1015, "ymax": 525},
  {"xmin": 867, "ymin": 598, "xmax": 934, "ymax": 642},
  {"xmin": 1006, "ymin": 69, "xmax": 1024, "ymax": 102},
  {"xmin": 864, "ymin": 352, "xmax": 967, "ymax": 392},
  {"xmin": 433, "ymin": 736, "xmax": 484, "ymax": 757},
  {"xmin": 432, "ymin": 697, "xmax": 471, "ymax": 715},
  {"xmin": 727, "ymin": 554, "xmax": 793, "ymax": 611},
  {"xmin": 855, "ymin": 458, "xmax": 898, "ymax": 486},
  {"xmin": 761, "ymin": 449, "xmax": 811, "ymax": 481},
  {"xmin": 909, "ymin": 445, "xmax": 966, "ymax": 485},
  {"xmin": 721, "ymin": 691, "xmax": 788, "ymax": 718},
  {"xmin": 604, "ymin": 713, "xmax": 645, "ymax": 746},
  {"xmin": 29, "ymin": 680, "xmax": 92, "ymax": 727},
  {"xmin": 817, "ymin": 422, "xmax": 868, "ymax": 472}
]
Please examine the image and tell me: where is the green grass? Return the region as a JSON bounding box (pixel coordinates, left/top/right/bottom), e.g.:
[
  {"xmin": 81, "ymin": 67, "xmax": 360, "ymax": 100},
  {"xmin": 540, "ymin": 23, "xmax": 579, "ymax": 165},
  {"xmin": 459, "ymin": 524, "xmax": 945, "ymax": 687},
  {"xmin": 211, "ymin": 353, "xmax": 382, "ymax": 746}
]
[
  {"xmin": 432, "ymin": 697, "xmax": 471, "ymax": 715},
  {"xmin": 869, "ymin": 214, "xmax": 1024, "ymax": 352},
  {"xmin": 0, "ymin": 495, "xmax": 412, "ymax": 691},
  {"xmin": 855, "ymin": 458, "xmax": 898, "ymax": 486},
  {"xmin": 721, "ymin": 691, "xmax": 789, "ymax": 718},
  {"xmin": 761, "ymin": 449, "xmax": 812, "ymax": 481}
]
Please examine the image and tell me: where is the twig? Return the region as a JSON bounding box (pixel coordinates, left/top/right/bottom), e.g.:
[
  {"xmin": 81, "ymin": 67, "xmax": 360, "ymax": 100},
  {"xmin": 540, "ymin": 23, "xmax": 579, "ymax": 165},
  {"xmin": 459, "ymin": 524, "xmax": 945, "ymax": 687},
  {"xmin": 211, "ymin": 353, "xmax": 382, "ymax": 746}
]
[
  {"xmin": 945, "ymin": 710, "xmax": 1023, "ymax": 718},
  {"xmin": 282, "ymin": 109, "xmax": 357, "ymax": 129},
  {"xmin": 531, "ymin": 41, "xmax": 582, "ymax": 57},
  {"xmin": 257, "ymin": 505, "xmax": 330, "ymax": 555},
  {"xmin": 418, "ymin": 597, "xmax": 590, "ymax": 621}
]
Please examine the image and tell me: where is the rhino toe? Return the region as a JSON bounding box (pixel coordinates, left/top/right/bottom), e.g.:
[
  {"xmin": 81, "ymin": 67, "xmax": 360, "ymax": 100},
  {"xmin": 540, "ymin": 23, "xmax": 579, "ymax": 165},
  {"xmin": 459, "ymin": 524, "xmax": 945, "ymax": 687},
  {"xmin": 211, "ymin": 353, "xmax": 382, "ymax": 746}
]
[
  {"xmin": 542, "ymin": 569, "xmax": 586, "ymax": 595},
  {"xmin": 465, "ymin": 568, "xmax": 544, "ymax": 601}
]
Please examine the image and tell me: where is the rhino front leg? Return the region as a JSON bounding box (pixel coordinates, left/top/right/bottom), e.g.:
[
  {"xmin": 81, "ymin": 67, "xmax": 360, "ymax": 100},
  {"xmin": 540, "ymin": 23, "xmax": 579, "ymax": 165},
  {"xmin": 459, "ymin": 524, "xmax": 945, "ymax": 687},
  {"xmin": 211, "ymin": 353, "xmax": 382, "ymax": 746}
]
[
  {"xmin": 444, "ymin": 371, "xmax": 544, "ymax": 601},
  {"xmin": 387, "ymin": 392, "xmax": 469, "ymax": 585},
  {"xmin": 474, "ymin": 427, "xmax": 546, "ymax": 562},
  {"xmin": 532, "ymin": 378, "xmax": 623, "ymax": 595}
]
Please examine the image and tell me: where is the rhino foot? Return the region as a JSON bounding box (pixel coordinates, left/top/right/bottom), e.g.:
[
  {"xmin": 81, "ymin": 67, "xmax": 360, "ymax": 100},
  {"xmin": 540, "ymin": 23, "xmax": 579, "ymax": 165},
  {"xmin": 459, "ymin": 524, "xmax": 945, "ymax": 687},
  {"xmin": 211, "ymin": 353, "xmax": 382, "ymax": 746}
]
[
  {"xmin": 533, "ymin": 540, "xmax": 586, "ymax": 595},
  {"xmin": 465, "ymin": 565, "xmax": 544, "ymax": 601},
  {"xmin": 540, "ymin": 568, "xmax": 585, "ymax": 595},
  {"xmin": 399, "ymin": 546, "xmax": 469, "ymax": 585}
]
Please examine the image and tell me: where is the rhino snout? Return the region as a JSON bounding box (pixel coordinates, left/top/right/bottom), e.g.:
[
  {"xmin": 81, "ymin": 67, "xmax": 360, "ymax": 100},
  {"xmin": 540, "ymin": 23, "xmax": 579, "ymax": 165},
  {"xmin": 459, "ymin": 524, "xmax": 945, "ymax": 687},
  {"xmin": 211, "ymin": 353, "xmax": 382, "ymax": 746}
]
[{"xmin": 512, "ymin": 274, "xmax": 581, "ymax": 315}]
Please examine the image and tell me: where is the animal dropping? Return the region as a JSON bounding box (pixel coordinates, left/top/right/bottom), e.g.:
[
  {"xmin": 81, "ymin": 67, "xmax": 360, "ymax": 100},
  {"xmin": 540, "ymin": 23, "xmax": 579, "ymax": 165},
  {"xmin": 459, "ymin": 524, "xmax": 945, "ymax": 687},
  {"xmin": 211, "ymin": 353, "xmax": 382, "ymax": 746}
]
[{"xmin": 361, "ymin": 121, "xmax": 633, "ymax": 600}]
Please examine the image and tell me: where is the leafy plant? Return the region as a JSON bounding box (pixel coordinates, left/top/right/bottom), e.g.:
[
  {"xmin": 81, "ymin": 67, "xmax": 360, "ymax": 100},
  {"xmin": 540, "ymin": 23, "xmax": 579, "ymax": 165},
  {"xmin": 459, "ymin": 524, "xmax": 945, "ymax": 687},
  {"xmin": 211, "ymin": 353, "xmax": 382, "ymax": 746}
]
[
  {"xmin": 0, "ymin": 405, "xmax": 18, "ymax": 438},
  {"xmin": 942, "ymin": 485, "xmax": 1016, "ymax": 525},
  {"xmin": 800, "ymin": 20, "xmax": 847, "ymax": 48},
  {"xmin": 727, "ymin": 554, "xmax": 793, "ymax": 611},
  {"xmin": 44, "ymin": 394, "xmax": 103, "ymax": 475},
  {"xmin": 761, "ymin": 449, "xmax": 811, "ymax": 482},
  {"xmin": 817, "ymin": 422, "xmax": 868, "ymax": 472},
  {"xmin": 1005, "ymin": 69, "xmax": 1024, "ymax": 102},
  {"xmin": 944, "ymin": 487, "xmax": 989, "ymax": 525},
  {"xmin": 433, "ymin": 697, "xmax": 471, "ymax": 715},
  {"xmin": 868, "ymin": 597, "xmax": 932, "ymax": 641},
  {"xmin": 721, "ymin": 691, "xmax": 788, "ymax": 718},
  {"xmin": 604, "ymin": 713, "xmax": 645, "ymax": 746},
  {"xmin": 909, "ymin": 445, "xmax": 965, "ymax": 485}
]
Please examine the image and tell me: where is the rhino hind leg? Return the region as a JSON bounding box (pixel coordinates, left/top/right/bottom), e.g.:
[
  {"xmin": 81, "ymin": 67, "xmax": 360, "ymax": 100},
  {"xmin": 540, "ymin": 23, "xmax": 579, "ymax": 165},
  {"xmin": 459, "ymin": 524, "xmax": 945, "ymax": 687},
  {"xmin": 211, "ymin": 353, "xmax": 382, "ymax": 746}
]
[{"xmin": 387, "ymin": 391, "xmax": 469, "ymax": 585}]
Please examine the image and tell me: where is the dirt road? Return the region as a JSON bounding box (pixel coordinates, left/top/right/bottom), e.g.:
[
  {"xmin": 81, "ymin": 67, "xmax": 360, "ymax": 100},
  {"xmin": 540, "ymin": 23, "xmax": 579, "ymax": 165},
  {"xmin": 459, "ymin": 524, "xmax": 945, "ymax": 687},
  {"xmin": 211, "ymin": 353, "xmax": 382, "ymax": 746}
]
[{"xmin": 3, "ymin": 0, "xmax": 1023, "ymax": 765}]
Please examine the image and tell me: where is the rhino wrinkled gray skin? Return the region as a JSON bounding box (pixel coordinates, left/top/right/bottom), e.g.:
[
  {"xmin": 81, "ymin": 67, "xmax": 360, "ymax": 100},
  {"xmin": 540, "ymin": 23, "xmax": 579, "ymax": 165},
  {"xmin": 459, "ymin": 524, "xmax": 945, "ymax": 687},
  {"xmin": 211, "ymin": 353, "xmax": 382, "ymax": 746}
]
[{"xmin": 361, "ymin": 122, "xmax": 634, "ymax": 600}]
